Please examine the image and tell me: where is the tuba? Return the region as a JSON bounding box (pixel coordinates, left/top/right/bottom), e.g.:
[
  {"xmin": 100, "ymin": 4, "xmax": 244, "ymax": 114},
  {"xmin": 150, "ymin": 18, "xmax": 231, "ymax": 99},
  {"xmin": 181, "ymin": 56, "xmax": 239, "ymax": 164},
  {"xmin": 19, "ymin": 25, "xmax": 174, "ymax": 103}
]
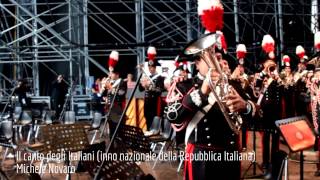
[{"xmin": 184, "ymin": 33, "xmax": 243, "ymax": 134}]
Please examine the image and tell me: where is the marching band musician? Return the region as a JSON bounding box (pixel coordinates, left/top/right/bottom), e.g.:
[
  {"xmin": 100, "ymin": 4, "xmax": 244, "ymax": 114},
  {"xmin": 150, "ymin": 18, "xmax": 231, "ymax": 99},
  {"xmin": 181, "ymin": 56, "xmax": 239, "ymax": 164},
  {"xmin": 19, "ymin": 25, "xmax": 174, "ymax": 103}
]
[
  {"xmin": 310, "ymin": 67, "xmax": 320, "ymax": 176},
  {"xmin": 139, "ymin": 46, "xmax": 165, "ymax": 130},
  {"xmin": 231, "ymin": 65, "xmax": 249, "ymax": 89},
  {"xmin": 235, "ymin": 45, "xmax": 249, "ymax": 82},
  {"xmin": 294, "ymin": 32, "xmax": 320, "ymax": 120},
  {"xmin": 295, "ymin": 64, "xmax": 314, "ymax": 117},
  {"xmin": 294, "ymin": 45, "xmax": 307, "ymax": 83},
  {"xmin": 165, "ymin": 34, "xmax": 259, "ymax": 180},
  {"xmin": 294, "ymin": 61, "xmax": 307, "ymax": 83},
  {"xmin": 255, "ymin": 58, "xmax": 283, "ymax": 176},
  {"xmin": 101, "ymin": 50, "xmax": 127, "ymax": 136},
  {"xmin": 166, "ymin": 56, "xmax": 194, "ymax": 146},
  {"xmin": 254, "ymin": 34, "xmax": 283, "ymax": 177},
  {"xmin": 233, "ymin": 44, "xmax": 254, "ymax": 151},
  {"xmin": 173, "ymin": 60, "xmax": 191, "ymax": 83},
  {"xmin": 310, "ymin": 32, "xmax": 320, "ymax": 176},
  {"xmin": 280, "ymin": 55, "xmax": 295, "ymax": 117}
]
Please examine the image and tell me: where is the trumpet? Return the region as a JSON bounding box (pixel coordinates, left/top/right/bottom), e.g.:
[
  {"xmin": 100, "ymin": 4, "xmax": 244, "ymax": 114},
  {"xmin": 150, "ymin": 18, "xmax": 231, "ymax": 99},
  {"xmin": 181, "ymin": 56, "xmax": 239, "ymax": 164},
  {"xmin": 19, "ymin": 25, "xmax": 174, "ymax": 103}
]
[
  {"xmin": 184, "ymin": 33, "xmax": 243, "ymax": 134},
  {"xmin": 279, "ymin": 71, "xmax": 294, "ymax": 88},
  {"xmin": 263, "ymin": 60, "xmax": 277, "ymax": 76},
  {"xmin": 294, "ymin": 70, "xmax": 308, "ymax": 83},
  {"xmin": 137, "ymin": 64, "xmax": 156, "ymax": 89},
  {"xmin": 100, "ymin": 76, "xmax": 112, "ymax": 92}
]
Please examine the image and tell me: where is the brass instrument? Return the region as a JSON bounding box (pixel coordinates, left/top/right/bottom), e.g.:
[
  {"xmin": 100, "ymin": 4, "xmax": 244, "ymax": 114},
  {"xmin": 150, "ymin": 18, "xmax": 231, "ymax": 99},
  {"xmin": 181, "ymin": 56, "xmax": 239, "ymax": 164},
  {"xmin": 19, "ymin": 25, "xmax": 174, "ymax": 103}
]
[
  {"xmin": 137, "ymin": 64, "xmax": 156, "ymax": 89},
  {"xmin": 100, "ymin": 77, "xmax": 112, "ymax": 92},
  {"xmin": 279, "ymin": 70, "xmax": 295, "ymax": 88},
  {"xmin": 184, "ymin": 33, "xmax": 243, "ymax": 134},
  {"xmin": 263, "ymin": 60, "xmax": 277, "ymax": 76},
  {"xmin": 294, "ymin": 70, "xmax": 308, "ymax": 83}
]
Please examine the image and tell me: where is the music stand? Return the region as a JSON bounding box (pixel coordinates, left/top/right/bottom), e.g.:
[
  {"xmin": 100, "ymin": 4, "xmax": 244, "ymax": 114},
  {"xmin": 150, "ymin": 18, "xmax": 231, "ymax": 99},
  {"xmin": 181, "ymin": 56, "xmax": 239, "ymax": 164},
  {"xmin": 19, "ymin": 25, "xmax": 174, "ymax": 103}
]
[
  {"xmin": 80, "ymin": 127, "xmax": 150, "ymax": 179},
  {"xmin": 116, "ymin": 124, "xmax": 152, "ymax": 153},
  {"xmin": 37, "ymin": 123, "xmax": 89, "ymax": 180},
  {"xmin": 28, "ymin": 99, "xmax": 51, "ymax": 143},
  {"xmin": 95, "ymin": 155, "xmax": 145, "ymax": 180},
  {"xmin": 94, "ymin": 73, "xmax": 149, "ymax": 180},
  {"xmin": 275, "ymin": 116, "xmax": 316, "ymax": 180},
  {"xmin": 58, "ymin": 82, "xmax": 75, "ymax": 123},
  {"xmin": 92, "ymin": 141, "xmax": 146, "ymax": 180},
  {"xmin": 242, "ymin": 120, "xmax": 267, "ymax": 179},
  {"xmin": 76, "ymin": 141, "xmax": 106, "ymax": 176}
]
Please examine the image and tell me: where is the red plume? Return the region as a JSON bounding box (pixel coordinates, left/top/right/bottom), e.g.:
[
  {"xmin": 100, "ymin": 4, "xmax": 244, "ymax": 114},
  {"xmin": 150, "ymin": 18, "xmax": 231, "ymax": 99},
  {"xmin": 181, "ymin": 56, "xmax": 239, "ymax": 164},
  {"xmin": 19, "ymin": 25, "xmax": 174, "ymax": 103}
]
[
  {"xmin": 215, "ymin": 31, "xmax": 227, "ymax": 53},
  {"xmin": 147, "ymin": 46, "xmax": 157, "ymax": 60},
  {"xmin": 198, "ymin": 0, "xmax": 224, "ymax": 33},
  {"xmin": 220, "ymin": 32, "xmax": 227, "ymax": 52},
  {"xmin": 236, "ymin": 44, "xmax": 247, "ymax": 59},
  {"xmin": 282, "ymin": 55, "xmax": 290, "ymax": 66},
  {"xmin": 262, "ymin": 35, "xmax": 275, "ymax": 53},
  {"xmin": 262, "ymin": 34, "xmax": 275, "ymax": 59},
  {"xmin": 315, "ymin": 32, "xmax": 320, "ymax": 51},
  {"xmin": 175, "ymin": 61, "xmax": 180, "ymax": 68},
  {"xmin": 108, "ymin": 50, "xmax": 119, "ymax": 71},
  {"xmin": 295, "ymin": 45, "xmax": 305, "ymax": 59}
]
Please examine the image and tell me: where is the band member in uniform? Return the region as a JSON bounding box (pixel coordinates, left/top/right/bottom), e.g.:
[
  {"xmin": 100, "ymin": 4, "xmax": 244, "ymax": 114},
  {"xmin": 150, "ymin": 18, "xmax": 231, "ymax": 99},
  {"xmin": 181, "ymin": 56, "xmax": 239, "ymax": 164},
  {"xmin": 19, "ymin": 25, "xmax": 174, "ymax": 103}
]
[
  {"xmin": 294, "ymin": 45, "xmax": 307, "ymax": 83},
  {"xmin": 310, "ymin": 32, "xmax": 320, "ymax": 176},
  {"xmin": 256, "ymin": 58, "xmax": 282, "ymax": 175},
  {"xmin": 310, "ymin": 67, "xmax": 320, "ymax": 176},
  {"xmin": 253, "ymin": 35, "xmax": 283, "ymax": 177},
  {"xmin": 310, "ymin": 32, "xmax": 320, "ymax": 68},
  {"xmin": 165, "ymin": 33, "xmax": 258, "ymax": 180},
  {"xmin": 139, "ymin": 46, "xmax": 165, "ymax": 130},
  {"xmin": 166, "ymin": 1, "xmax": 259, "ymax": 177},
  {"xmin": 233, "ymin": 44, "xmax": 253, "ymax": 151},
  {"xmin": 294, "ymin": 64, "xmax": 314, "ymax": 118},
  {"xmin": 173, "ymin": 59, "xmax": 192, "ymax": 83},
  {"xmin": 280, "ymin": 55, "xmax": 295, "ymax": 117},
  {"xmin": 101, "ymin": 50, "xmax": 127, "ymax": 136},
  {"xmin": 166, "ymin": 56, "xmax": 194, "ymax": 146}
]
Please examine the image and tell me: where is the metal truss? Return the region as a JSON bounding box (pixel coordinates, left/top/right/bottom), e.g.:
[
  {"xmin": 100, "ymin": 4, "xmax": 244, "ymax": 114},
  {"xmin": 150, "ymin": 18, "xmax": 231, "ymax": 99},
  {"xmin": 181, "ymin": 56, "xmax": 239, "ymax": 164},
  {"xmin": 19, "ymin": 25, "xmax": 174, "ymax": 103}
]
[
  {"xmin": 0, "ymin": 0, "xmax": 318, "ymax": 97},
  {"xmin": 224, "ymin": 0, "xmax": 318, "ymax": 68}
]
